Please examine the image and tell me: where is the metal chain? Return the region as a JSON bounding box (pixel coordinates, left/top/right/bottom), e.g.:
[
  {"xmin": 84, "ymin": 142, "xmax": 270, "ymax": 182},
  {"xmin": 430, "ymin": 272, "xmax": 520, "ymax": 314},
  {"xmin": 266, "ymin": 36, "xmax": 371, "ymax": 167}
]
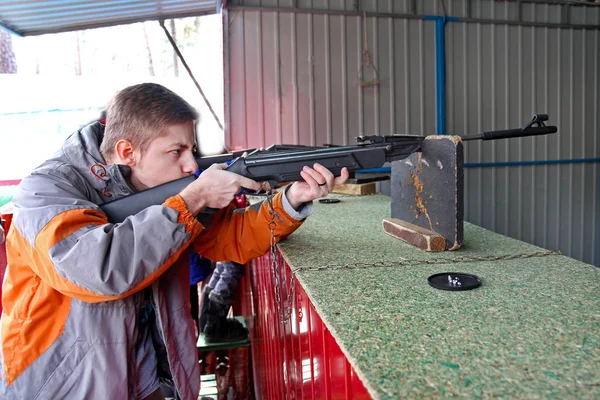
[
  {"xmin": 266, "ymin": 190, "xmax": 296, "ymax": 324},
  {"xmin": 289, "ymin": 250, "xmax": 562, "ymax": 273}
]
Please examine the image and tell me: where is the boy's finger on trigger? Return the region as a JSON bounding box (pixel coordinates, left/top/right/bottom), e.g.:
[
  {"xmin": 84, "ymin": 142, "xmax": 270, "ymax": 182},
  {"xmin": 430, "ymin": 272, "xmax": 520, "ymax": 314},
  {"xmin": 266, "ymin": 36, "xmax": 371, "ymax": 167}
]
[
  {"xmin": 238, "ymin": 176, "xmax": 261, "ymax": 191},
  {"xmin": 334, "ymin": 167, "xmax": 350, "ymax": 184}
]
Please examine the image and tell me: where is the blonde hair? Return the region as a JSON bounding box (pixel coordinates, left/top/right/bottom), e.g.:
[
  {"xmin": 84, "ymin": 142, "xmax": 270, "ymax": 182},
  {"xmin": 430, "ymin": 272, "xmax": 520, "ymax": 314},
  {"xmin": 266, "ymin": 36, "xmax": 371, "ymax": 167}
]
[{"xmin": 100, "ymin": 83, "xmax": 198, "ymax": 160}]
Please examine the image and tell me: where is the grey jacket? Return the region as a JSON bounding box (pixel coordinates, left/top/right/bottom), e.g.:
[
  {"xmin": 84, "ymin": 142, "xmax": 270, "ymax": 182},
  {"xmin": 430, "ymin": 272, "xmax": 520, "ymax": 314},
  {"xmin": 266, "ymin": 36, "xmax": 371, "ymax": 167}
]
[{"xmin": 0, "ymin": 122, "xmax": 307, "ymax": 399}]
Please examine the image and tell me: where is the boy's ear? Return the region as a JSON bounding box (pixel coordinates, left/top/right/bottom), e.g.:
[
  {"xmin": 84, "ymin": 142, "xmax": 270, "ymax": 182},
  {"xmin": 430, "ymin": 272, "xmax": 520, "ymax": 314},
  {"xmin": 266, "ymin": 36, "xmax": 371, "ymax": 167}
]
[{"xmin": 114, "ymin": 139, "xmax": 136, "ymax": 166}]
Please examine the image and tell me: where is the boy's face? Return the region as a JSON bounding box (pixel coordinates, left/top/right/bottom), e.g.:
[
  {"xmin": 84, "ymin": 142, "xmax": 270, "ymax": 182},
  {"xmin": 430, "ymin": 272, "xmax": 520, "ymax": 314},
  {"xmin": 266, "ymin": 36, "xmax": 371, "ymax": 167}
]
[{"xmin": 129, "ymin": 121, "xmax": 198, "ymax": 191}]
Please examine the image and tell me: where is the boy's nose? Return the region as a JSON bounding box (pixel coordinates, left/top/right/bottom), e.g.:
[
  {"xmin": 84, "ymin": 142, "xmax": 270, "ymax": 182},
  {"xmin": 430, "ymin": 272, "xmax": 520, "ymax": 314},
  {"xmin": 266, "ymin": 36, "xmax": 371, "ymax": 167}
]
[{"xmin": 181, "ymin": 153, "xmax": 198, "ymax": 175}]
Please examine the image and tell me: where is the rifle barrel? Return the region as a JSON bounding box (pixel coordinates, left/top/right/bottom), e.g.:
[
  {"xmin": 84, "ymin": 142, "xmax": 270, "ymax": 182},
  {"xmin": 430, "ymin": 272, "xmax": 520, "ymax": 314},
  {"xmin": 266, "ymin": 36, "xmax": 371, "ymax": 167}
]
[{"xmin": 461, "ymin": 126, "xmax": 557, "ymax": 142}]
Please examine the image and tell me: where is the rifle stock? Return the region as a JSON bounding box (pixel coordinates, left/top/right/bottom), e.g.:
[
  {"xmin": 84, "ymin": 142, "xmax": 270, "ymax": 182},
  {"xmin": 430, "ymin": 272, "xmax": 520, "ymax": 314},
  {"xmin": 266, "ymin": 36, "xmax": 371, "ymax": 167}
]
[
  {"xmin": 101, "ymin": 175, "xmax": 196, "ymax": 224},
  {"xmin": 225, "ymin": 136, "xmax": 423, "ymax": 188}
]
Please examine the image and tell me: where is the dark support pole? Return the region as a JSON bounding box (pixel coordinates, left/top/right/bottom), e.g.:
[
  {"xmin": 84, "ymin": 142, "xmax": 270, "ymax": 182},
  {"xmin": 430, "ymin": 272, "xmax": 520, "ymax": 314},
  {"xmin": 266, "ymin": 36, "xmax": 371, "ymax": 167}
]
[{"xmin": 159, "ymin": 19, "xmax": 224, "ymax": 131}]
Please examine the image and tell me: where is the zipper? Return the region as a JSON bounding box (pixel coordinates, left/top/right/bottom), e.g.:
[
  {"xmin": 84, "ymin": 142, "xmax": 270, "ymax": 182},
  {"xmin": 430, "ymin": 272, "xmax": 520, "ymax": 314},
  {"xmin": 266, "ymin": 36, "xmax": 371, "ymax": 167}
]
[{"xmin": 150, "ymin": 282, "xmax": 179, "ymax": 399}]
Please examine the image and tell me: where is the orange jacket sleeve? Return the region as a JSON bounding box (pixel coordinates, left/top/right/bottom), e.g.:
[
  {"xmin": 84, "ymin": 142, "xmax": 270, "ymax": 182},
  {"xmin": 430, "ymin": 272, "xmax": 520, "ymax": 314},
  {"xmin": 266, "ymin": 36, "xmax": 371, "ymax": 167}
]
[{"xmin": 193, "ymin": 192, "xmax": 305, "ymax": 263}]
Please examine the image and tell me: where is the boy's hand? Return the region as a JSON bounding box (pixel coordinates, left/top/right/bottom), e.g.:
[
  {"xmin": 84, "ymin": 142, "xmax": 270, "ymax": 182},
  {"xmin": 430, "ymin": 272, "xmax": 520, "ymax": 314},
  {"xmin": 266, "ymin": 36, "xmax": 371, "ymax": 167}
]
[
  {"xmin": 285, "ymin": 163, "xmax": 349, "ymax": 210},
  {"xmin": 180, "ymin": 163, "xmax": 261, "ymax": 215}
]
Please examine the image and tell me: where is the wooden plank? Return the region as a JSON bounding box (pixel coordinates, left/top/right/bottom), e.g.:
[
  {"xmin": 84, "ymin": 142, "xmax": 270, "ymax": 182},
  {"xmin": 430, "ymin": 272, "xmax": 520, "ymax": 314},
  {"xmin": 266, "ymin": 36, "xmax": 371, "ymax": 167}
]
[
  {"xmin": 332, "ymin": 182, "xmax": 376, "ymax": 195},
  {"xmin": 382, "ymin": 218, "xmax": 446, "ymax": 252}
]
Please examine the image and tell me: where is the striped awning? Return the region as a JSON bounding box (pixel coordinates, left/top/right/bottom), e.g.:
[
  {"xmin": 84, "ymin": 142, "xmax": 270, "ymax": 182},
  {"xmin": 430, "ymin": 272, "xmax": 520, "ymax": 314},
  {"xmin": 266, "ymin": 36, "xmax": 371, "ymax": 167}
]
[{"xmin": 0, "ymin": 0, "xmax": 219, "ymax": 36}]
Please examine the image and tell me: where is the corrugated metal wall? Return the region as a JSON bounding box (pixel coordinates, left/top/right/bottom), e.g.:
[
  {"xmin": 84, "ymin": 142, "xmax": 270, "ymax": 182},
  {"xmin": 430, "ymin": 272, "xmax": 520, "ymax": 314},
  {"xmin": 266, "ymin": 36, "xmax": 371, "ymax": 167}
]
[
  {"xmin": 225, "ymin": 0, "xmax": 600, "ymax": 266},
  {"xmin": 446, "ymin": 2, "xmax": 600, "ymax": 266},
  {"xmin": 226, "ymin": 0, "xmax": 438, "ymax": 149}
]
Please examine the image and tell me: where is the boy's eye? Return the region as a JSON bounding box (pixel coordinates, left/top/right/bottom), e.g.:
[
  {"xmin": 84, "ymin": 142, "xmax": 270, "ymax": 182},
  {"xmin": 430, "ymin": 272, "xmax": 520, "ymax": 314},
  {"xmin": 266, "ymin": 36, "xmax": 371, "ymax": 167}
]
[{"xmin": 171, "ymin": 149, "xmax": 181, "ymax": 155}]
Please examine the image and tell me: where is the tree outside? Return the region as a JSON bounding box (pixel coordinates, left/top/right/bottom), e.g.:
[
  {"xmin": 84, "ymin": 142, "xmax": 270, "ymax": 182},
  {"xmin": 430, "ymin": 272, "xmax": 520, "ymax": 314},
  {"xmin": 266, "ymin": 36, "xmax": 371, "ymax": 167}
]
[
  {"xmin": 0, "ymin": 16, "xmax": 224, "ymax": 183},
  {"xmin": 0, "ymin": 28, "xmax": 17, "ymax": 74}
]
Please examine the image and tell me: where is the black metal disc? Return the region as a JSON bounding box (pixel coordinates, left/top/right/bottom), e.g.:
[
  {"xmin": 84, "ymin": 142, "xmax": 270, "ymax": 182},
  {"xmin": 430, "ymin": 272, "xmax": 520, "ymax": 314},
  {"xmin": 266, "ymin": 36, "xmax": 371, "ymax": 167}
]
[
  {"xmin": 428, "ymin": 272, "xmax": 482, "ymax": 291},
  {"xmin": 319, "ymin": 198, "xmax": 341, "ymax": 204}
]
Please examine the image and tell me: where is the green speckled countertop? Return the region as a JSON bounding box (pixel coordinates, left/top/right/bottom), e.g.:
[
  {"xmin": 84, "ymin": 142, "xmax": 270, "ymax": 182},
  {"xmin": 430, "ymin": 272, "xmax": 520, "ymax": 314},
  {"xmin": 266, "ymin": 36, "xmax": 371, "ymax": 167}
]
[{"xmin": 277, "ymin": 194, "xmax": 600, "ymax": 399}]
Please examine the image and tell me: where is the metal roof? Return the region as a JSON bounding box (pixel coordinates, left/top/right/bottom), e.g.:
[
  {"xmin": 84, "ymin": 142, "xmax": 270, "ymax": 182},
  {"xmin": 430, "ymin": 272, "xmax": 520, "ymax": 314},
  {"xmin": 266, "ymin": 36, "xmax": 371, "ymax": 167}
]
[{"xmin": 0, "ymin": 1, "xmax": 219, "ymax": 36}]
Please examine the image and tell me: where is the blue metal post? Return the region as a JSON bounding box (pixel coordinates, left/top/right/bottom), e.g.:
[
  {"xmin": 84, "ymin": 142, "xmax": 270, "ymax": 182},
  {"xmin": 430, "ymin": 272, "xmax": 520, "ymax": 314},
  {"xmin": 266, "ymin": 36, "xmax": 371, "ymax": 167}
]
[
  {"xmin": 435, "ymin": 18, "xmax": 446, "ymax": 135},
  {"xmin": 358, "ymin": 158, "xmax": 600, "ymax": 174},
  {"xmin": 423, "ymin": 16, "xmax": 457, "ymax": 135}
]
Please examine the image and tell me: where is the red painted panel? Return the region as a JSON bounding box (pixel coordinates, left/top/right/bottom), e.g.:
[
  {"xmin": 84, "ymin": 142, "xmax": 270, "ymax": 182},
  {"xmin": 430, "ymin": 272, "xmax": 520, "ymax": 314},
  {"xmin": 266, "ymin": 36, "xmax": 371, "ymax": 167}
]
[
  {"xmin": 309, "ymin": 302, "xmax": 327, "ymax": 400},
  {"xmin": 327, "ymin": 331, "xmax": 347, "ymax": 399},
  {"xmin": 0, "ymin": 180, "xmax": 20, "ymax": 186},
  {"xmin": 0, "ymin": 240, "xmax": 6, "ymax": 314},
  {"xmin": 237, "ymin": 251, "xmax": 371, "ymax": 399},
  {"xmin": 0, "ymin": 208, "xmax": 13, "ymax": 315}
]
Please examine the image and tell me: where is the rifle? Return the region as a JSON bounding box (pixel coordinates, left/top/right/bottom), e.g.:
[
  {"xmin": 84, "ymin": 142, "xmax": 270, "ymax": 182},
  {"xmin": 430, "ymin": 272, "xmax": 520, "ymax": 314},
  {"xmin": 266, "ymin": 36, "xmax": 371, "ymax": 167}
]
[{"xmin": 100, "ymin": 114, "xmax": 556, "ymax": 223}]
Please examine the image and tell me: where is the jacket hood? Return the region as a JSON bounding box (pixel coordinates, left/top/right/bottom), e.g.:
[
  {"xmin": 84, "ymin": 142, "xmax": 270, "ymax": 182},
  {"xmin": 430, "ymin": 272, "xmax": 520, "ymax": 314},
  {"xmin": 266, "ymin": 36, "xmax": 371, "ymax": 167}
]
[{"xmin": 59, "ymin": 121, "xmax": 136, "ymax": 202}]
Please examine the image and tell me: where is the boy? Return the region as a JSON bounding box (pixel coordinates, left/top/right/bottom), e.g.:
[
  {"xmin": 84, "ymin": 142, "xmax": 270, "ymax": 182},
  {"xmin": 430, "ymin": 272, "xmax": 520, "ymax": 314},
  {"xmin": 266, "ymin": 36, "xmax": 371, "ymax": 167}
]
[{"xmin": 0, "ymin": 83, "xmax": 347, "ymax": 399}]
